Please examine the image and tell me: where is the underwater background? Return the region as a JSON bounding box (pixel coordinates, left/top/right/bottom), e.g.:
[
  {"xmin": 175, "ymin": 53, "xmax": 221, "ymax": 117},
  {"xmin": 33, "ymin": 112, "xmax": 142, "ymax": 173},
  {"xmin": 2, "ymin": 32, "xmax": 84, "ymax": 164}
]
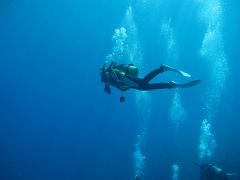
[{"xmin": 0, "ymin": 0, "xmax": 240, "ymax": 179}]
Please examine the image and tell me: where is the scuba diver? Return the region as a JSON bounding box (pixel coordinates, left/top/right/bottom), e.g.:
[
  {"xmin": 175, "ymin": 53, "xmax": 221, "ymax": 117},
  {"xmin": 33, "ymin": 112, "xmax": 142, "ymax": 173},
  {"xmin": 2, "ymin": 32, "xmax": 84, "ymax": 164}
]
[
  {"xmin": 200, "ymin": 163, "xmax": 239, "ymax": 180},
  {"xmin": 100, "ymin": 61, "xmax": 201, "ymax": 102}
]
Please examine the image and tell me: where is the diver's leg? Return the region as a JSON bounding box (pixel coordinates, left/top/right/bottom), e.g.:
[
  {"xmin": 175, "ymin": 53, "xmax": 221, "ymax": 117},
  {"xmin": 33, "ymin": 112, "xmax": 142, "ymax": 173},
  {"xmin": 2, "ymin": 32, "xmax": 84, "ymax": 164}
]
[
  {"xmin": 135, "ymin": 82, "xmax": 173, "ymax": 91},
  {"xmin": 142, "ymin": 68, "xmax": 164, "ymax": 84}
]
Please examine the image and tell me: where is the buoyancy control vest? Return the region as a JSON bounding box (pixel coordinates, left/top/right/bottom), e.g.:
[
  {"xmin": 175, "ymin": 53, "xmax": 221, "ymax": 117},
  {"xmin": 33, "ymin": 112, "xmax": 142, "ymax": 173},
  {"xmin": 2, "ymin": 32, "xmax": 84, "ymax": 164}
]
[{"xmin": 110, "ymin": 63, "xmax": 139, "ymax": 91}]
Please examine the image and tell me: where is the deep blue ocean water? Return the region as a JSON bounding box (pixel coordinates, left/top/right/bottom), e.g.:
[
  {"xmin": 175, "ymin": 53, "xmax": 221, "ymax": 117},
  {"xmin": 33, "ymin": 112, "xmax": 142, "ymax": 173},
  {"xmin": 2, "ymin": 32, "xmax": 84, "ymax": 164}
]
[{"xmin": 0, "ymin": 0, "xmax": 240, "ymax": 179}]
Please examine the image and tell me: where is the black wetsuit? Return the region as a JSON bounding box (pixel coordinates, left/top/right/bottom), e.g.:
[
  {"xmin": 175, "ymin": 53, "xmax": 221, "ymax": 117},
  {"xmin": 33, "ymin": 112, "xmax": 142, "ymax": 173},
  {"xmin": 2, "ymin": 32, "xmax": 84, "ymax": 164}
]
[
  {"xmin": 127, "ymin": 68, "xmax": 172, "ymax": 90},
  {"xmin": 107, "ymin": 68, "xmax": 172, "ymax": 91}
]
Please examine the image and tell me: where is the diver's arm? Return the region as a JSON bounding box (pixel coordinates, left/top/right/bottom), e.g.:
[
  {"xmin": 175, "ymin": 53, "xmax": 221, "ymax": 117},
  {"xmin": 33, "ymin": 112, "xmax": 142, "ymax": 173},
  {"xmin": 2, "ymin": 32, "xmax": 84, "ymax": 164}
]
[
  {"xmin": 104, "ymin": 81, "xmax": 111, "ymax": 94},
  {"xmin": 104, "ymin": 73, "xmax": 111, "ymax": 94},
  {"xmin": 104, "ymin": 81, "xmax": 107, "ymax": 92}
]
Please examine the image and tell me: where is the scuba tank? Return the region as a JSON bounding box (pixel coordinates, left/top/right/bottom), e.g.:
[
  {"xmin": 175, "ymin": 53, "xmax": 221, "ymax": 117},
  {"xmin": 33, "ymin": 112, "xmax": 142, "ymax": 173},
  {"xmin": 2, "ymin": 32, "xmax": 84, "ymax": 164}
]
[{"xmin": 113, "ymin": 63, "xmax": 139, "ymax": 77}]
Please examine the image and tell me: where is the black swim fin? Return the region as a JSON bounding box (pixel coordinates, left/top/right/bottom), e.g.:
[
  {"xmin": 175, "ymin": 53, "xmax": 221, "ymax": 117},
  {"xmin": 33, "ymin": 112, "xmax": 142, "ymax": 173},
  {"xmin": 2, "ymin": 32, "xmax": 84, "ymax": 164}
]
[
  {"xmin": 161, "ymin": 64, "xmax": 191, "ymax": 77},
  {"xmin": 170, "ymin": 79, "xmax": 201, "ymax": 88}
]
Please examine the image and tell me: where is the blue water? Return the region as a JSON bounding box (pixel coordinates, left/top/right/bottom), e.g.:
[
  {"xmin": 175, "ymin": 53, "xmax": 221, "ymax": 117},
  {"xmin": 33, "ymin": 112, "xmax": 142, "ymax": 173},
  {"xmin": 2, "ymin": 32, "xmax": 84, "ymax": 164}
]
[{"xmin": 1, "ymin": 0, "xmax": 240, "ymax": 179}]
